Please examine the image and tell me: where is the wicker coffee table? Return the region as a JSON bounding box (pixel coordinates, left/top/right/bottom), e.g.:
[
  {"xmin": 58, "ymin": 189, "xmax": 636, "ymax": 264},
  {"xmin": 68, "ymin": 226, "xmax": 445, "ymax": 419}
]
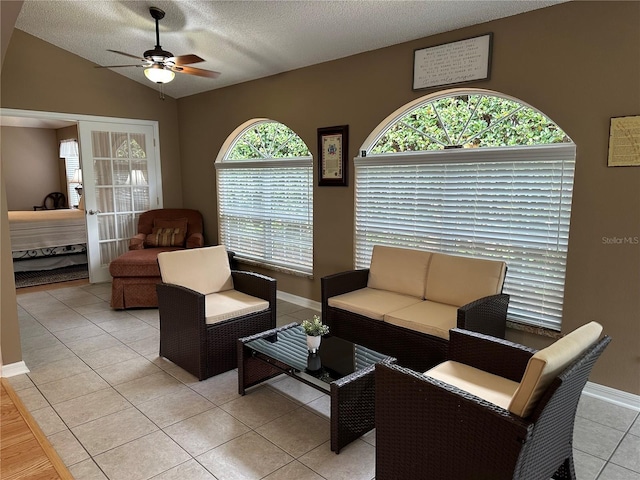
[{"xmin": 237, "ymin": 322, "xmax": 395, "ymax": 453}]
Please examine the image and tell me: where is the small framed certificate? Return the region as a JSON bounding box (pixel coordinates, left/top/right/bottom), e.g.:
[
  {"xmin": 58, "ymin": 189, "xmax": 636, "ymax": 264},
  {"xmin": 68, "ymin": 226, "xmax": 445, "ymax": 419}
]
[
  {"xmin": 607, "ymin": 116, "xmax": 640, "ymax": 167},
  {"xmin": 318, "ymin": 125, "xmax": 348, "ymax": 186}
]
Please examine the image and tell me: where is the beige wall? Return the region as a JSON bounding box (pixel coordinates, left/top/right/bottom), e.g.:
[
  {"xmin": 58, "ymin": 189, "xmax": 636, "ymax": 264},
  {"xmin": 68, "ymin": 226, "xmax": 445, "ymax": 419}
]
[
  {"xmin": 1, "ymin": 26, "xmax": 183, "ymax": 367},
  {"xmin": 1, "ymin": 2, "xmax": 638, "ymax": 394},
  {"xmin": 2, "ymin": 30, "xmax": 184, "ymax": 209},
  {"xmin": 2, "ymin": 126, "xmax": 62, "ymax": 210},
  {"xmin": 1, "ymin": 0, "xmax": 24, "ymax": 368},
  {"xmin": 177, "ymin": 2, "xmax": 640, "ymax": 394}
]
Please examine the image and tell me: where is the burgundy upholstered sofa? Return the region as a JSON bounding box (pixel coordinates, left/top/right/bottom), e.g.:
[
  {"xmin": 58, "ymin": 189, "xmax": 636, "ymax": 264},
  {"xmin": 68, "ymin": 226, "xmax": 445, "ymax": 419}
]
[{"xmin": 109, "ymin": 208, "xmax": 204, "ymax": 309}]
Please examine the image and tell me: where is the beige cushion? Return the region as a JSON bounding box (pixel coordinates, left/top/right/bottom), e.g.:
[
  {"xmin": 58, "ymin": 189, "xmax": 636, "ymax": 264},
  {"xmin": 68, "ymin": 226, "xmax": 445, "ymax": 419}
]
[
  {"xmin": 425, "ymin": 253, "xmax": 506, "ymax": 307},
  {"xmin": 383, "ymin": 300, "xmax": 458, "ymax": 340},
  {"xmin": 158, "ymin": 245, "xmax": 234, "ymax": 295},
  {"xmin": 426, "ymin": 361, "xmax": 519, "ymax": 410},
  {"xmin": 328, "ymin": 287, "xmax": 423, "ymax": 321},
  {"xmin": 367, "ymin": 246, "xmax": 432, "ymax": 298},
  {"xmin": 204, "ymin": 290, "xmax": 269, "ymax": 325},
  {"xmin": 509, "ymin": 321, "xmax": 603, "ymax": 418}
]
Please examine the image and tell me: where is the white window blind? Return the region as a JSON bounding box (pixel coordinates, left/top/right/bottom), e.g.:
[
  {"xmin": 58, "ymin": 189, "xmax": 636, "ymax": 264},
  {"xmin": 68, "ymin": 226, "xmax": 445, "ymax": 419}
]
[
  {"xmin": 60, "ymin": 139, "xmax": 81, "ymax": 207},
  {"xmin": 355, "ymin": 144, "xmax": 575, "ymax": 330},
  {"xmin": 216, "ymin": 158, "xmax": 313, "ymax": 274}
]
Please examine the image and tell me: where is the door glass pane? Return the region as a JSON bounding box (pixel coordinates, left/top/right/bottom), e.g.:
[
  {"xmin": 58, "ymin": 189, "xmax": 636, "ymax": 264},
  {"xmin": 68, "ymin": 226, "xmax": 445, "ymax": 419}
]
[
  {"xmin": 114, "ymin": 187, "xmax": 131, "ymax": 212},
  {"xmin": 112, "ymin": 132, "xmax": 130, "ymax": 157},
  {"xmin": 92, "ymin": 131, "xmax": 111, "ymax": 157},
  {"xmin": 100, "ymin": 241, "xmax": 118, "ymax": 265},
  {"xmin": 116, "ymin": 214, "xmax": 135, "ymax": 239},
  {"xmin": 98, "ymin": 215, "xmax": 115, "ymax": 241},
  {"xmin": 94, "ymin": 159, "xmax": 113, "ymax": 186},
  {"xmin": 96, "ymin": 187, "xmax": 114, "ymax": 213},
  {"xmin": 130, "ymin": 133, "xmax": 147, "ymax": 158},
  {"xmin": 113, "ymin": 159, "xmax": 130, "ymax": 185},
  {"xmin": 133, "ymin": 187, "xmax": 149, "ymax": 211}
]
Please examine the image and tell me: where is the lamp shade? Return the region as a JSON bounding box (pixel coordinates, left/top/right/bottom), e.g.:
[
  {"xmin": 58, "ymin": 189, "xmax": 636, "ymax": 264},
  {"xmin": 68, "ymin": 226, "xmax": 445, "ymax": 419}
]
[
  {"xmin": 70, "ymin": 168, "xmax": 82, "ymax": 184},
  {"xmin": 144, "ymin": 66, "xmax": 175, "ymax": 84}
]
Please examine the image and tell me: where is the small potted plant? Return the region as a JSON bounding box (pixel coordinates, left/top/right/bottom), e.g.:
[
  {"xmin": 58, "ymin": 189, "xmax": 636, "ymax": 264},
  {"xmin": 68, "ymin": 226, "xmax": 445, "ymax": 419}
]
[{"xmin": 301, "ymin": 315, "xmax": 329, "ymax": 353}]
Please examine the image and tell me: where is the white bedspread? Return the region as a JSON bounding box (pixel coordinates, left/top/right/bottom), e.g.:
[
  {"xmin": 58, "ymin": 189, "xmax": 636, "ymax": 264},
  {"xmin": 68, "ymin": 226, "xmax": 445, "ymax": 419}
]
[{"xmin": 8, "ymin": 209, "xmax": 87, "ymax": 252}]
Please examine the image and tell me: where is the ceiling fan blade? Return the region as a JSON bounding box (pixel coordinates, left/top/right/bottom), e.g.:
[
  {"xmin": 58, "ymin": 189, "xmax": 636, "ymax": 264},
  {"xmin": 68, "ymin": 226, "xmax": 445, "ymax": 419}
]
[
  {"xmin": 171, "ymin": 65, "xmax": 221, "ymax": 78},
  {"xmin": 107, "ymin": 49, "xmax": 146, "ymax": 62},
  {"xmin": 169, "ymin": 54, "xmax": 205, "ymax": 65},
  {"xmin": 96, "ymin": 64, "xmax": 143, "ymax": 69}
]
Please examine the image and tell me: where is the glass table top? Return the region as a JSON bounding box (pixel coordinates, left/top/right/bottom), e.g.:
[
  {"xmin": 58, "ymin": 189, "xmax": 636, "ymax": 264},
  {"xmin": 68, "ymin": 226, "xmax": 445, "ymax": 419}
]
[{"xmin": 244, "ymin": 324, "xmax": 391, "ymax": 391}]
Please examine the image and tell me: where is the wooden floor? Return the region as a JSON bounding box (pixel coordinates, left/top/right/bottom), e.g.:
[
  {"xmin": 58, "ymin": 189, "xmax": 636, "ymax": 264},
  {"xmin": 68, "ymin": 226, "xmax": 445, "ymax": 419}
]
[
  {"xmin": 0, "ymin": 379, "xmax": 73, "ymax": 480},
  {"xmin": 15, "ymin": 277, "xmax": 89, "ymax": 295}
]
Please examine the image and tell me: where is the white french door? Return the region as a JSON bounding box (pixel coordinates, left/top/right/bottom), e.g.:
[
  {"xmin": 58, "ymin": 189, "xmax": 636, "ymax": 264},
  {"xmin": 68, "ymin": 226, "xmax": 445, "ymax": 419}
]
[{"xmin": 79, "ymin": 121, "xmax": 160, "ymax": 283}]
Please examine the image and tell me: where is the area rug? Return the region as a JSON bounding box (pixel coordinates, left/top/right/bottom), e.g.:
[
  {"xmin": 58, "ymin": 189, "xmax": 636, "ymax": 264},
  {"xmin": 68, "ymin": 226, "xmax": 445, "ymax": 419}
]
[{"xmin": 14, "ymin": 264, "xmax": 89, "ymax": 288}]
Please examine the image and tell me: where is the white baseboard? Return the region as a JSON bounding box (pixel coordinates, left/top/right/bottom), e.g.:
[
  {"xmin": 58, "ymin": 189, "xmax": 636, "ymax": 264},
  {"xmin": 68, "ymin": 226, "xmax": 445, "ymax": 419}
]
[
  {"xmin": 583, "ymin": 381, "xmax": 640, "ymax": 411},
  {"xmin": 280, "ymin": 291, "xmax": 640, "ymax": 411},
  {"xmin": 277, "ymin": 290, "xmax": 321, "ymax": 312},
  {"xmin": 1, "ymin": 361, "xmax": 30, "ymax": 378}
]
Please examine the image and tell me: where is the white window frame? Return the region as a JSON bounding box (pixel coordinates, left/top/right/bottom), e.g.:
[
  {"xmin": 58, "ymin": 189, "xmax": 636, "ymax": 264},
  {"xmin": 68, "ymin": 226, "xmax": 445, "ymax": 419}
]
[
  {"xmin": 356, "ymin": 89, "xmax": 575, "ymax": 331},
  {"xmin": 215, "ymin": 119, "xmax": 313, "ymax": 276}
]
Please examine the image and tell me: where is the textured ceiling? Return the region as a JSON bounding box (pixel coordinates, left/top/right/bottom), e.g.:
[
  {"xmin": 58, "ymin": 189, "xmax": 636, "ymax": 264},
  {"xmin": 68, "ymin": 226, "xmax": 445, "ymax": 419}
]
[{"xmin": 15, "ymin": 0, "xmax": 564, "ymax": 99}]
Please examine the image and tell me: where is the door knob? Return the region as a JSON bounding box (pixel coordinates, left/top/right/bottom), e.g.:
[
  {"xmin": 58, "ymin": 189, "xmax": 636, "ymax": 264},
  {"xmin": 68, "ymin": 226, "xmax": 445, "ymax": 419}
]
[{"xmin": 87, "ymin": 209, "xmax": 101, "ymax": 215}]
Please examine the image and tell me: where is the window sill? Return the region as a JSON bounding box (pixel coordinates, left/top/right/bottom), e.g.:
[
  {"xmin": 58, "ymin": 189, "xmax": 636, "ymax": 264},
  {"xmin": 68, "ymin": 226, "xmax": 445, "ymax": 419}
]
[
  {"xmin": 235, "ymin": 257, "xmax": 314, "ymax": 280},
  {"xmin": 506, "ymin": 320, "xmax": 563, "ymax": 339}
]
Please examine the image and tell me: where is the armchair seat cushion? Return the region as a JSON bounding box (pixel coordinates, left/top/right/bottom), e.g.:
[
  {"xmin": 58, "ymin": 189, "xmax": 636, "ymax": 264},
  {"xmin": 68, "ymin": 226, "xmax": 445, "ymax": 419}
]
[
  {"xmin": 425, "ymin": 360, "xmax": 519, "ymax": 410},
  {"xmin": 384, "ymin": 300, "xmax": 459, "ymax": 340},
  {"xmin": 109, "ymin": 247, "xmax": 183, "ymax": 277},
  {"xmin": 327, "ymin": 287, "xmax": 423, "ymax": 321},
  {"xmin": 205, "ymin": 290, "xmax": 270, "ymax": 325}
]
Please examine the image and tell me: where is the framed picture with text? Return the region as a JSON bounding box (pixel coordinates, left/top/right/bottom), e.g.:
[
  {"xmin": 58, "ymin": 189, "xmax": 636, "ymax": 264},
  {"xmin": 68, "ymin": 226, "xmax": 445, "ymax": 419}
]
[
  {"xmin": 318, "ymin": 125, "xmax": 349, "ymax": 186},
  {"xmin": 413, "ymin": 33, "xmax": 493, "ymax": 91}
]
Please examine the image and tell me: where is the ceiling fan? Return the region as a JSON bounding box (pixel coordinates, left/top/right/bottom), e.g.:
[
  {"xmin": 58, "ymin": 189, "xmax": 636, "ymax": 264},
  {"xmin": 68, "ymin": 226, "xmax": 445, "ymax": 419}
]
[{"xmin": 98, "ymin": 6, "xmax": 220, "ymax": 86}]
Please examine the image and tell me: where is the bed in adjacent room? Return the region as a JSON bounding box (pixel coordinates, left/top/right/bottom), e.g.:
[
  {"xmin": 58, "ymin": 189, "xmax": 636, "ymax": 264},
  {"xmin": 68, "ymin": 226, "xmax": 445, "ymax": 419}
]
[{"xmin": 9, "ymin": 208, "xmax": 88, "ymax": 273}]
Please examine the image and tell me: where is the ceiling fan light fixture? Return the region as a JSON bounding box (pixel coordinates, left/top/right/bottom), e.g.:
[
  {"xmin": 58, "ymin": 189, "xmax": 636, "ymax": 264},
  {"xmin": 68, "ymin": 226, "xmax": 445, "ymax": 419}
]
[{"xmin": 144, "ymin": 65, "xmax": 175, "ymax": 84}]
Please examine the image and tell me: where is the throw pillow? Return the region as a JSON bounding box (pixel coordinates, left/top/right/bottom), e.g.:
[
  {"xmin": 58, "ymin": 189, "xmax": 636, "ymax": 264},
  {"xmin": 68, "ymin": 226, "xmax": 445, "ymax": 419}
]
[
  {"xmin": 144, "ymin": 217, "xmax": 188, "ymax": 247},
  {"xmin": 146, "ymin": 227, "xmax": 186, "ymax": 247}
]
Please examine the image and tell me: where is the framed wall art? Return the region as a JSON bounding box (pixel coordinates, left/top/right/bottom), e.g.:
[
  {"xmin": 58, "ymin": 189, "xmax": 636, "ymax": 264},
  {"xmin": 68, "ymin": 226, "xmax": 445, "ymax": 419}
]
[
  {"xmin": 413, "ymin": 33, "xmax": 493, "ymax": 91},
  {"xmin": 318, "ymin": 125, "xmax": 349, "ymax": 186},
  {"xmin": 607, "ymin": 115, "xmax": 640, "ymax": 167}
]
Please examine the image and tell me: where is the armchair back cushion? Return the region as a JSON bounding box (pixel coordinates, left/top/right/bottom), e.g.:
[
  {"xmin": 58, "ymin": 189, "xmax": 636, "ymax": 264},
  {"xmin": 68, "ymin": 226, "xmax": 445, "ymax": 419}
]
[
  {"xmin": 509, "ymin": 321, "xmax": 603, "ymax": 417},
  {"xmin": 425, "ymin": 253, "xmax": 506, "ymax": 307},
  {"xmin": 158, "ymin": 245, "xmax": 234, "ymax": 295},
  {"xmin": 367, "ymin": 245, "xmax": 432, "ymax": 298}
]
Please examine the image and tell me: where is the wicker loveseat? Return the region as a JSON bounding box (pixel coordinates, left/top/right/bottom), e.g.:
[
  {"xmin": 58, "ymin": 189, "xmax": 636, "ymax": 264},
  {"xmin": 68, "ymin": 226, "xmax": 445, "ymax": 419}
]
[
  {"xmin": 109, "ymin": 208, "xmax": 204, "ymax": 309},
  {"xmin": 322, "ymin": 245, "xmax": 509, "ymax": 372},
  {"xmin": 375, "ymin": 323, "xmax": 610, "ymax": 480}
]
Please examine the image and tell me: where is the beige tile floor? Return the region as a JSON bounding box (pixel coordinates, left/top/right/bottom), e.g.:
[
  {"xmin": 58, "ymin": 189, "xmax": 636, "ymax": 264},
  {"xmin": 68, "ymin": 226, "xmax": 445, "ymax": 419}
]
[{"xmin": 7, "ymin": 282, "xmax": 640, "ymax": 480}]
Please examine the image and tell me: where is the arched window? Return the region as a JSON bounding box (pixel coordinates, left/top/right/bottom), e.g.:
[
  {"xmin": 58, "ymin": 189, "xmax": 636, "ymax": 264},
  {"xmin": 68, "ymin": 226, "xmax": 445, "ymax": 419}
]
[
  {"xmin": 216, "ymin": 119, "xmax": 313, "ymax": 275},
  {"xmin": 356, "ymin": 90, "xmax": 575, "ymax": 330}
]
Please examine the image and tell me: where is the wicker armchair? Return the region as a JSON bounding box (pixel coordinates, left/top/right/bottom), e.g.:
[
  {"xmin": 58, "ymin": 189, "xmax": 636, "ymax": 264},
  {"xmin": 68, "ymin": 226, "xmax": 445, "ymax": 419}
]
[
  {"xmin": 157, "ymin": 246, "xmax": 276, "ymax": 380},
  {"xmin": 375, "ymin": 325, "xmax": 611, "ymax": 480}
]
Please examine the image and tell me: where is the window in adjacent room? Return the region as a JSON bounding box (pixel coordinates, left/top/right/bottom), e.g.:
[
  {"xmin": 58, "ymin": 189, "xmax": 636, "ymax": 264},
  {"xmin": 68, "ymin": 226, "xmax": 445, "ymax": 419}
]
[
  {"xmin": 60, "ymin": 139, "xmax": 81, "ymax": 207},
  {"xmin": 216, "ymin": 119, "xmax": 313, "ymax": 275},
  {"xmin": 356, "ymin": 90, "xmax": 575, "ymax": 331}
]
